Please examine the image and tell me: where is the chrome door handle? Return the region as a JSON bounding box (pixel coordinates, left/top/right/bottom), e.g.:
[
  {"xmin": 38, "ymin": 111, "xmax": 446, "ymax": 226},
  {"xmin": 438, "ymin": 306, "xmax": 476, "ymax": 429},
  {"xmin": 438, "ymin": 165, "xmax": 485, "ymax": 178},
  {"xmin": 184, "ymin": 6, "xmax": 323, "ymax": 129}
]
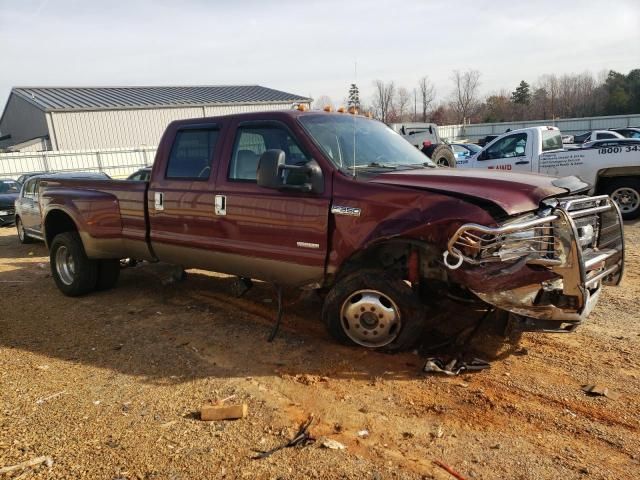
[
  {"xmin": 215, "ymin": 195, "xmax": 226, "ymax": 216},
  {"xmin": 154, "ymin": 192, "xmax": 164, "ymax": 211}
]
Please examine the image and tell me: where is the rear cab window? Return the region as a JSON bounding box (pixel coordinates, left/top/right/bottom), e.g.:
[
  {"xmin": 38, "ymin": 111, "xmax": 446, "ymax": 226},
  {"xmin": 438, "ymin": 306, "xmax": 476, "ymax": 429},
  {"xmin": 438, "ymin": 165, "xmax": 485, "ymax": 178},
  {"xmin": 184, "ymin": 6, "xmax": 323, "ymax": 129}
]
[
  {"xmin": 165, "ymin": 128, "xmax": 220, "ymax": 180},
  {"xmin": 541, "ymin": 130, "xmax": 563, "ymax": 151}
]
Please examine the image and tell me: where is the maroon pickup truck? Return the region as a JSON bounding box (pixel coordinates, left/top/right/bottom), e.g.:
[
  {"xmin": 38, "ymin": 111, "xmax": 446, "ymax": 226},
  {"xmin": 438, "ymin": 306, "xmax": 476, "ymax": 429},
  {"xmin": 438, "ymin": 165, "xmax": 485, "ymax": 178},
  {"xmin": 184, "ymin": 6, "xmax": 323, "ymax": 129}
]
[{"xmin": 38, "ymin": 110, "xmax": 625, "ymax": 351}]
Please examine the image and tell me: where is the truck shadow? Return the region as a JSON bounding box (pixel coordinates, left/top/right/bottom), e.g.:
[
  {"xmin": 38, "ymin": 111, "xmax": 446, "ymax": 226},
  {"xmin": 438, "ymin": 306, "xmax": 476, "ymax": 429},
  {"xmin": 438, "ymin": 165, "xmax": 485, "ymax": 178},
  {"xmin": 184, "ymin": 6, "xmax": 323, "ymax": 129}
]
[{"xmin": 0, "ymin": 236, "xmax": 523, "ymax": 386}]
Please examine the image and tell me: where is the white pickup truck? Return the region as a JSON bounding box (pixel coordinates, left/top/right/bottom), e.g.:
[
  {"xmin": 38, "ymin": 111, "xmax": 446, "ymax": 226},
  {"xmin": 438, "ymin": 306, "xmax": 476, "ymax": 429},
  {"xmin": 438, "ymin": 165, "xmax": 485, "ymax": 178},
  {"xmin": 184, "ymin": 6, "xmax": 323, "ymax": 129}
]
[{"xmin": 457, "ymin": 126, "xmax": 640, "ymax": 219}]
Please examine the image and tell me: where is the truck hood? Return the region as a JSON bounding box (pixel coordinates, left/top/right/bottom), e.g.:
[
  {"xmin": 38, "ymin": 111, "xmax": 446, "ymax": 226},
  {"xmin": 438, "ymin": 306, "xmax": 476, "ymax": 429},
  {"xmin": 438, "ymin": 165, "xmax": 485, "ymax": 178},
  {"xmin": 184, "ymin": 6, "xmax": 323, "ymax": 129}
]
[{"xmin": 370, "ymin": 168, "xmax": 587, "ymax": 216}]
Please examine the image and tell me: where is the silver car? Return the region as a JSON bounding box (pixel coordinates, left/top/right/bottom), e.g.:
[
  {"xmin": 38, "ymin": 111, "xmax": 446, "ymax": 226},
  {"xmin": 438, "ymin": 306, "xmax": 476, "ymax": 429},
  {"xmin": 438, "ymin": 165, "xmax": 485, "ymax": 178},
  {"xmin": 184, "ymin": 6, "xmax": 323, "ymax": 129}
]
[{"xmin": 15, "ymin": 172, "xmax": 109, "ymax": 243}]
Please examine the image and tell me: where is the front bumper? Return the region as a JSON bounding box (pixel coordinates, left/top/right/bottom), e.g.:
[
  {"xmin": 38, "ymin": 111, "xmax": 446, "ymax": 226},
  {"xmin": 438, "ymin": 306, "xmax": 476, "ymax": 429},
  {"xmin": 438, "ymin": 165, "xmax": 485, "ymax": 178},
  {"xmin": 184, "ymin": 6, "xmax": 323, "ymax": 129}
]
[
  {"xmin": 0, "ymin": 208, "xmax": 15, "ymax": 226},
  {"xmin": 445, "ymin": 195, "xmax": 624, "ymax": 325}
]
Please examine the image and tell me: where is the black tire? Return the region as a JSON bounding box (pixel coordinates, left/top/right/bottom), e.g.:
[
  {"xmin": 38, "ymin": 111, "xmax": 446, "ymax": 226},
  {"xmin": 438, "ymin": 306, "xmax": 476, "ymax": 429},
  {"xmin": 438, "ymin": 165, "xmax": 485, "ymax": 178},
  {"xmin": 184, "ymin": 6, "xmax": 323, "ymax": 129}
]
[
  {"xmin": 96, "ymin": 259, "xmax": 120, "ymax": 291},
  {"xmin": 49, "ymin": 231, "xmax": 98, "ymax": 296},
  {"xmin": 322, "ymin": 270, "xmax": 426, "ymax": 352},
  {"xmin": 430, "ymin": 144, "xmax": 457, "ymax": 168},
  {"xmin": 16, "ymin": 217, "xmax": 33, "ymax": 244},
  {"xmin": 602, "ymin": 177, "xmax": 640, "ymax": 220}
]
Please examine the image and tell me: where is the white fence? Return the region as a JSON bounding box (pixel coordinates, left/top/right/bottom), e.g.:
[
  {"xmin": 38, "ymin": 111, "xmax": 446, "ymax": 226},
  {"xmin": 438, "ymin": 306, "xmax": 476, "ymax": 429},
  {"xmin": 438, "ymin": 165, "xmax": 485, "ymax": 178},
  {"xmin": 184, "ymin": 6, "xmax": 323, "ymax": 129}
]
[
  {"xmin": 438, "ymin": 113, "xmax": 640, "ymax": 141},
  {"xmin": 0, "ymin": 146, "xmax": 157, "ymax": 179}
]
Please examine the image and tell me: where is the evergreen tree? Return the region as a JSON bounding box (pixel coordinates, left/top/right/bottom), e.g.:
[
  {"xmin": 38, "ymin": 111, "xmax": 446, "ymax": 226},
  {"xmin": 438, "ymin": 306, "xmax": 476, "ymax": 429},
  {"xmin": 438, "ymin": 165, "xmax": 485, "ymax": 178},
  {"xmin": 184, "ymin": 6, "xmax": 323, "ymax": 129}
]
[
  {"xmin": 511, "ymin": 80, "xmax": 531, "ymax": 105},
  {"xmin": 347, "ymin": 83, "xmax": 360, "ymax": 109}
]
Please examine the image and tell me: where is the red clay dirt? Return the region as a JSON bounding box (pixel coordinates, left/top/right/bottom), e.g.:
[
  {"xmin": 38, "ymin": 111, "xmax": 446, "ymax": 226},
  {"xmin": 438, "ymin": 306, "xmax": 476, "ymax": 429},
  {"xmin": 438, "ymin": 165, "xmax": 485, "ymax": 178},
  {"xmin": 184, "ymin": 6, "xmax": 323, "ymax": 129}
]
[{"xmin": 0, "ymin": 224, "xmax": 638, "ymax": 479}]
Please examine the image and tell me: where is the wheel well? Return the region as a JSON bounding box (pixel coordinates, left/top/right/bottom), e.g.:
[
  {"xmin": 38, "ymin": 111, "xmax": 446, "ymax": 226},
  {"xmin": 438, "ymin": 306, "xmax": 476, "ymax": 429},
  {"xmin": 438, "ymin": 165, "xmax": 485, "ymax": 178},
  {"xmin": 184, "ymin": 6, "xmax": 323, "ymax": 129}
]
[
  {"xmin": 44, "ymin": 210, "xmax": 78, "ymax": 247},
  {"xmin": 595, "ymin": 169, "xmax": 640, "ymax": 193},
  {"xmin": 334, "ymin": 240, "xmax": 442, "ymax": 283}
]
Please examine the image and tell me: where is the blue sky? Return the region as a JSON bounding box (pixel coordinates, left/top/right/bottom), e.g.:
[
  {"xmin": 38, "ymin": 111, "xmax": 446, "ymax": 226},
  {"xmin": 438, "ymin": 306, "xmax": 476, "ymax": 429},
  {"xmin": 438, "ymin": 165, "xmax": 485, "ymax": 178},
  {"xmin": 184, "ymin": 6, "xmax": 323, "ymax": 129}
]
[{"xmin": 1, "ymin": 0, "xmax": 638, "ymax": 107}]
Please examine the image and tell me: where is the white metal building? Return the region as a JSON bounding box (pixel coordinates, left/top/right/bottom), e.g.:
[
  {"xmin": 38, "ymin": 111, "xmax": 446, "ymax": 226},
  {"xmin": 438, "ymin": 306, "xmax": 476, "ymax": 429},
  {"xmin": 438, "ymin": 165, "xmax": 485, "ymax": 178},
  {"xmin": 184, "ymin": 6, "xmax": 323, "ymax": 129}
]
[{"xmin": 0, "ymin": 86, "xmax": 311, "ymax": 151}]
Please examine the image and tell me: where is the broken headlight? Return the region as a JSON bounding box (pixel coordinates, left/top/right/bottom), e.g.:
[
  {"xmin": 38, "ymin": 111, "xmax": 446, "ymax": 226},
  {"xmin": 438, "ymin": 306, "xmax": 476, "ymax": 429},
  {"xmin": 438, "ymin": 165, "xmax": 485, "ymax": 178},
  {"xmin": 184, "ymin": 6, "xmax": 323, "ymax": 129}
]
[{"xmin": 447, "ymin": 212, "xmax": 558, "ymax": 267}]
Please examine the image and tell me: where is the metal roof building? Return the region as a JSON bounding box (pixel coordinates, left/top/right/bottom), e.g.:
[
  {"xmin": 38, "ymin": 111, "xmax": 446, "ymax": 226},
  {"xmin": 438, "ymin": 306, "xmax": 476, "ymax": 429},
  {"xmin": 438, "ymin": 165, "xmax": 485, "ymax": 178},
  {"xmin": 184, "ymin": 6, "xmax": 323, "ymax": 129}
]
[{"xmin": 0, "ymin": 86, "xmax": 311, "ymax": 151}]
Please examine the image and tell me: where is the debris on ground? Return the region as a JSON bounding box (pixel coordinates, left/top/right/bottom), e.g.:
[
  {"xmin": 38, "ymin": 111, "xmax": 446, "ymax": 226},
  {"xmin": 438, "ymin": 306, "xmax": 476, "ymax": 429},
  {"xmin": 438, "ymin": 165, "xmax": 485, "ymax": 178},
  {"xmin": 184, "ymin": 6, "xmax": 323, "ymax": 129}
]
[
  {"xmin": 582, "ymin": 384, "xmax": 621, "ymax": 400},
  {"xmin": 432, "ymin": 459, "xmax": 468, "ymax": 480},
  {"xmin": 423, "ymin": 357, "xmax": 491, "ymax": 376},
  {"xmin": 35, "ymin": 390, "xmax": 66, "ymax": 405},
  {"xmin": 357, "ymin": 429, "xmax": 369, "ymax": 439},
  {"xmin": 201, "ymin": 403, "xmax": 248, "ymax": 421},
  {"xmin": 252, "ymin": 415, "xmax": 315, "ymax": 459},
  {"xmin": 0, "ymin": 456, "xmax": 54, "ymax": 475},
  {"xmin": 320, "ymin": 438, "xmax": 346, "ymax": 450}
]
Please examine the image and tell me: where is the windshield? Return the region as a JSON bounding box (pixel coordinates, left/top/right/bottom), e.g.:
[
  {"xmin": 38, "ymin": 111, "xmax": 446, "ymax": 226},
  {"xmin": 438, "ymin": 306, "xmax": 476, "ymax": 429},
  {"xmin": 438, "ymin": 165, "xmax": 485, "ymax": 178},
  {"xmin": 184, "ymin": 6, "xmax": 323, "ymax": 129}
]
[
  {"xmin": 299, "ymin": 114, "xmax": 435, "ymax": 170},
  {"xmin": 0, "ymin": 180, "xmax": 19, "ymax": 194}
]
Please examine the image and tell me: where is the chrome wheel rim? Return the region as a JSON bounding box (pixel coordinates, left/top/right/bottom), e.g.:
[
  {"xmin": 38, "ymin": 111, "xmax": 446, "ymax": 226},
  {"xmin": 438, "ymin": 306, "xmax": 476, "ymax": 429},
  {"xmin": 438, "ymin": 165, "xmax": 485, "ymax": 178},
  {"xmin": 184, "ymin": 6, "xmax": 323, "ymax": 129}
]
[
  {"xmin": 17, "ymin": 220, "xmax": 24, "ymax": 241},
  {"xmin": 340, "ymin": 289, "xmax": 401, "ymax": 347},
  {"xmin": 611, "ymin": 187, "xmax": 640, "ymax": 214},
  {"xmin": 55, "ymin": 245, "xmax": 76, "ymax": 285}
]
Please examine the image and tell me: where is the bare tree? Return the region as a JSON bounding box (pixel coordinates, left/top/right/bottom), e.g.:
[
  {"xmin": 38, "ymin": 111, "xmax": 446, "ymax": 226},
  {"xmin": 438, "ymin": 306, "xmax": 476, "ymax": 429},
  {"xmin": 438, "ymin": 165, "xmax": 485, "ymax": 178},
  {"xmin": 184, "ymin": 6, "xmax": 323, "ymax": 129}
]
[
  {"xmin": 313, "ymin": 95, "xmax": 334, "ymax": 110},
  {"xmin": 418, "ymin": 76, "xmax": 435, "ymax": 122},
  {"xmin": 372, "ymin": 80, "xmax": 396, "ymax": 123},
  {"xmin": 395, "ymin": 87, "xmax": 411, "ymax": 122},
  {"xmin": 450, "ymin": 70, "xmax": 481, "ymax": 124}
]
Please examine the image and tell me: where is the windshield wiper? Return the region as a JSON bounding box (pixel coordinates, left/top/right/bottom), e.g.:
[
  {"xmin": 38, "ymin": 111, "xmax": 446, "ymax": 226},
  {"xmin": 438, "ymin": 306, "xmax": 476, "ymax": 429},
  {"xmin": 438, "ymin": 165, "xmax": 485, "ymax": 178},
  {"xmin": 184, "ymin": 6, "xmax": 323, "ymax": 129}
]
[{"xmin": 354, "ymin": 162, "xmax": 398, "ymax": 169}]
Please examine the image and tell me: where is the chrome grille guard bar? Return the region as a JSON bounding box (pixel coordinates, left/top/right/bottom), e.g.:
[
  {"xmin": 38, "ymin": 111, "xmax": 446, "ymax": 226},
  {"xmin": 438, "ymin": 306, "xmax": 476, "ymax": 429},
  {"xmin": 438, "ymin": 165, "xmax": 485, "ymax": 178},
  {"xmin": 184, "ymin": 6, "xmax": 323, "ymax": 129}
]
[{"xmin": 443, "ymin": 215, "xmax": 559, "ymax": 270}]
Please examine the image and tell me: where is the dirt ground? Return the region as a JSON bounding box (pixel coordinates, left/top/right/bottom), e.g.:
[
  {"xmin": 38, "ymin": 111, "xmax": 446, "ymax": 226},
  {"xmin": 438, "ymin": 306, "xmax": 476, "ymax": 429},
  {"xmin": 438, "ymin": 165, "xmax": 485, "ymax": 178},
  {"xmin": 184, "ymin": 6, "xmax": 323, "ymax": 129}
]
[{"xmin": 1, "ymin": 224, "xmax": 639, "ymax": 480}]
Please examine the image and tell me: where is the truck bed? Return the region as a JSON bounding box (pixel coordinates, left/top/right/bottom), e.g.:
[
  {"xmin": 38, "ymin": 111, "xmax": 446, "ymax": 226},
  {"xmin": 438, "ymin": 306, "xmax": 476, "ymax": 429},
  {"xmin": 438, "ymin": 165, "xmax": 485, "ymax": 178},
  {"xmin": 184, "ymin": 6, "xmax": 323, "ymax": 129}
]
[{"xmin": 39, "ymin": 178, "xmax": 153, "ymax": 260}]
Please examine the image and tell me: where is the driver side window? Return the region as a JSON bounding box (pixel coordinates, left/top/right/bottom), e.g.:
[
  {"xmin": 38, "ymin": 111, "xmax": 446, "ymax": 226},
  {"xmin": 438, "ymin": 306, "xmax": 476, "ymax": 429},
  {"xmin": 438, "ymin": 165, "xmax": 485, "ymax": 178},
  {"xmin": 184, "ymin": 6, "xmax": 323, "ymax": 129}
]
[
  {"xmin": 165, "ymin": 129, "xmax": 219, "ymax": 180},
  {"xmin": 229, "ymin": 126, "xmax": 310, "ymax": 181},
  {"xmin": 484, "ymin": 133, "xmax": 527, "ymax": 160}
]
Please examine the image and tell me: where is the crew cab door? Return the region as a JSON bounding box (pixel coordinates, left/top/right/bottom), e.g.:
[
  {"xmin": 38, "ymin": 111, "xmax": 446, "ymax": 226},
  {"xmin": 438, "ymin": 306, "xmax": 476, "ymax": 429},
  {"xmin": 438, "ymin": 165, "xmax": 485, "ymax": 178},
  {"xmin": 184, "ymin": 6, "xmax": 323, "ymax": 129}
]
[
  {"xmin": 147, "ymin": 121, "xmax": 226, "ymax": 266},
  {"xmin": 212, "ymin": 119, "xmax": 330, "ymax": 286},
  {"xmin": 471, "ymin": 131, "xmax": 533, "ymax": 172}
]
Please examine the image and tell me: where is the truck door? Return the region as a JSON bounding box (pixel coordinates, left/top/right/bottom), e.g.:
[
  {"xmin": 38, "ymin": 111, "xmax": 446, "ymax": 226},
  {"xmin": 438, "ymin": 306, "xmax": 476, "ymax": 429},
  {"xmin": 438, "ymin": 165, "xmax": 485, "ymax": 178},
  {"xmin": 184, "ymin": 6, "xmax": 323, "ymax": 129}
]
[
  {"xmin": 472, "ymin": 131, "xmax": 533, "ymax": 172},
  {"xmin": 212, "ymin": 120, "xmax": 330, "ymax": 287},
  {"xmin": 148, "ymin": 122, "xmax": 225, "ymax": 266}
]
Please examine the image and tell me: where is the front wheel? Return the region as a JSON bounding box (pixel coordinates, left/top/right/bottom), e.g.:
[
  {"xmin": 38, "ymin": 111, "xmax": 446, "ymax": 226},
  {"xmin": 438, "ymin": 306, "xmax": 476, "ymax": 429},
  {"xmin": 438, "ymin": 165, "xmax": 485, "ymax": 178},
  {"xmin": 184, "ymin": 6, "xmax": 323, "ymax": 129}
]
[
  {"xmin": 50, "ymin": 231, "xmax": 98, "ymax": 296},
  {"xmin": 16, "ymin": 218, "xmax": 33, "ymax": 244},
  {"xmin": 603, "ymin": 177, "xmax": 640, "ymax": 220},
  {"xmin": 322, "ymin": 270, "xmax": 426, "ymax": 352}
]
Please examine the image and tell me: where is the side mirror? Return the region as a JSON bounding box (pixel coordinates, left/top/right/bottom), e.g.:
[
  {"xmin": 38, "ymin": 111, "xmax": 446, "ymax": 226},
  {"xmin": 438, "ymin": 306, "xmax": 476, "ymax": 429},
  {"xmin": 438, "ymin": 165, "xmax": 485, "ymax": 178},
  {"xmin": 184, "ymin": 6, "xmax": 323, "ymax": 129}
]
[
  {"xmin": 256, "ymin": 149, "xmax": 323, "ymax": 193},
  {"xmin": 477, "ymin": 151, "xmax": 487, "ymax": 161}
]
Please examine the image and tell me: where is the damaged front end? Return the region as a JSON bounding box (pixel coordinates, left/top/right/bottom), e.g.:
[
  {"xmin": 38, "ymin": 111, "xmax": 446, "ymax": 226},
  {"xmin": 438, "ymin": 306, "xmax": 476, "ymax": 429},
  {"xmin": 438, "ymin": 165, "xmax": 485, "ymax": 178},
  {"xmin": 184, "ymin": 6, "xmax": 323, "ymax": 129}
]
[{"xmin": 443, "ymin": 195, "xmax": 624, "ymax": 332}]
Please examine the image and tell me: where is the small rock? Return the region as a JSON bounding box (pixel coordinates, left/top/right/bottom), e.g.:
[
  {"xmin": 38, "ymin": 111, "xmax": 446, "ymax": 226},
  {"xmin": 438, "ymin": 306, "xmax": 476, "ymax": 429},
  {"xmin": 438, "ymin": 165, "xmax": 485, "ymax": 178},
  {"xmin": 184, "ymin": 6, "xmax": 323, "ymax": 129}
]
[
  {"xmin": 490, "ymin": 443, "xmax": 501, "ymax": 449},
  {"xmin": 357, "ymin": 429, "xmax": 370, "ymax": 439},
  {"xmin": 321, "ymin": 438, "xmax": 346, "ymax": 450}
]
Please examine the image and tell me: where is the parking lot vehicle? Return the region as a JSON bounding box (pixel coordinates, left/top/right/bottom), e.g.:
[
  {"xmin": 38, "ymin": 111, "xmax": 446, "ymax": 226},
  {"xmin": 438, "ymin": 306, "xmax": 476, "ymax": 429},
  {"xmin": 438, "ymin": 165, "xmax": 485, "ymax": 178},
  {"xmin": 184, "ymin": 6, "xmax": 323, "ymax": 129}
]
[
  {"xmin": 37, "ymin": 111, "xmax": 624, "ymax": 350},
  {"xmin": 460, "ymin": 126, "xmax": 640, "ymax": 219},
  {"xmin": 127, "ymin": 167, "xmax": 152, "ymax": 182},
  {"xmin": 580, "ymin": 138, "xmax": 640, "ymax": 149},
  {"xmin": 15, "ymin": 172, "xmax": 110, "ymax": 243},
  {"xmin": 391, "ymin": 122, "xmax": 457, "ymax": 167},
  {"xmin": 573, "ymin": 130, "xmax": 624, "ymax": 144},
  {"xmin": 16, "ymin": 172, "xmax": 46, "ymax": 186},
  {"xmin": 0, "ymin": 179, "xmax": 20, "ymax": 226},
  {"xmin": 609, "ymin": 127, "xmax": 640, "ymax": 139}
]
